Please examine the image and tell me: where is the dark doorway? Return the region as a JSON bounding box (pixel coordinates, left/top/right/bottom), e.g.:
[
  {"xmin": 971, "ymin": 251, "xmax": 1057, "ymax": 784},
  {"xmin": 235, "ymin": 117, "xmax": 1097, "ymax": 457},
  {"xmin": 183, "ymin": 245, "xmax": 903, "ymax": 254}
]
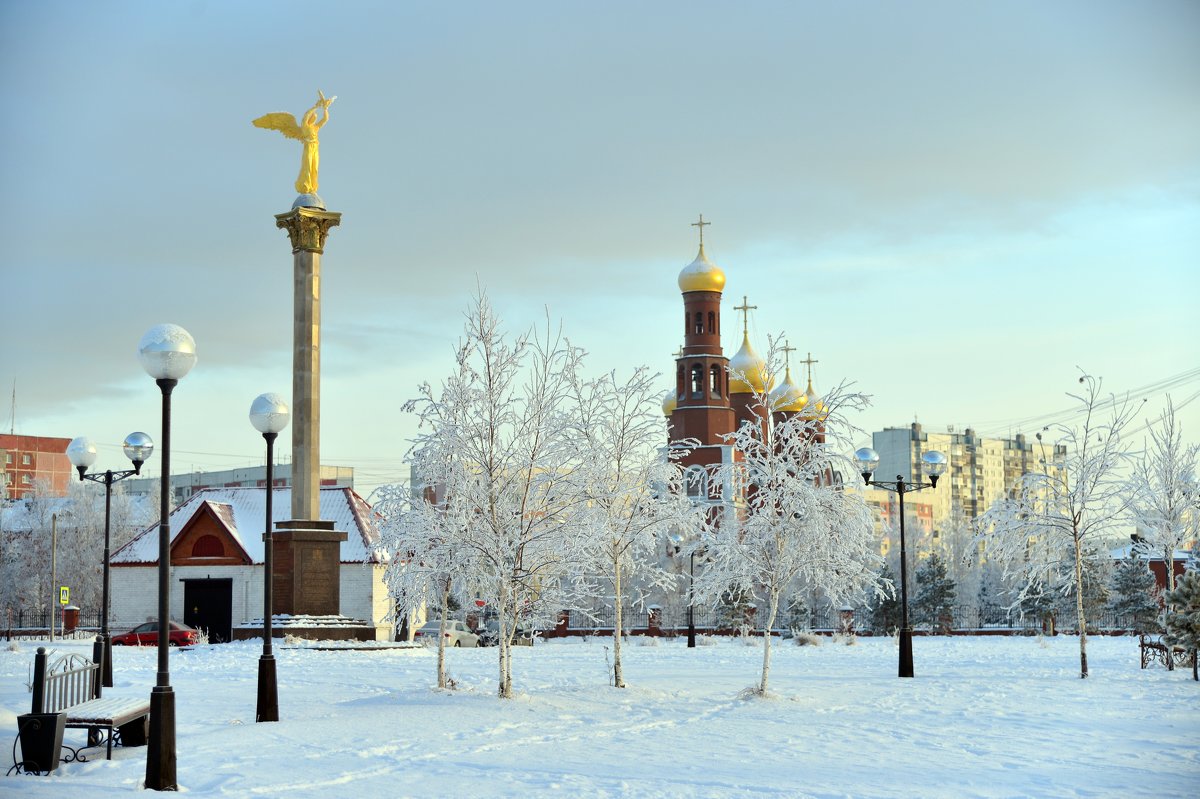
[{"xmin": 183, "ymin": 579, "xmax": 233, "ymax": 643}]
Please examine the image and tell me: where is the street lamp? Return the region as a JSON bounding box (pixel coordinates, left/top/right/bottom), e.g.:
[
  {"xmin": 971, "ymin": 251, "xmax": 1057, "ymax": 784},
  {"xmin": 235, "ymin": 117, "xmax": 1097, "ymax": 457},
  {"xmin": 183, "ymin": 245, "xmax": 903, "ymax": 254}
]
[
  {"xmin": 138, "ymin": 323, "xmax": 196, "ymax": 792},
  {"xmin": 854, "ymin": 447, "xmax": 947, "ymax": 678},
  {"xmin": 66, "ymin": 432, "xmax": 154, "ymax": 689},
  {"xmin": 249, "ymin": 392, "xmax": 289, "ymax": 723}
]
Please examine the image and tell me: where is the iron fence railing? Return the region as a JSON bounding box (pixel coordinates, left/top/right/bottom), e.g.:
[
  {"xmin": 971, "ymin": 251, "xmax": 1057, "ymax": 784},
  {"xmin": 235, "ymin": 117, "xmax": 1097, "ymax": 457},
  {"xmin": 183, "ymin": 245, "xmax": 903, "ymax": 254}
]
[
  {"xmin": 554, "ymin": 602, "xmax": 1162, "ymax": 636},
  {"xmin": 2, "ymin": 607, "xmax": 104, "ymax": 632}
]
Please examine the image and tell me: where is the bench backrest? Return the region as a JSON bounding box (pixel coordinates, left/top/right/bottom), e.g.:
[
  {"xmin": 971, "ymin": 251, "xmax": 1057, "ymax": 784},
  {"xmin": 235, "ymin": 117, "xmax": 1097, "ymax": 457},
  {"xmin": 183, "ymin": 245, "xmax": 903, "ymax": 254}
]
[{"xmin": 31, "ymin": 647, "xmax": 100, "ymax": 714}]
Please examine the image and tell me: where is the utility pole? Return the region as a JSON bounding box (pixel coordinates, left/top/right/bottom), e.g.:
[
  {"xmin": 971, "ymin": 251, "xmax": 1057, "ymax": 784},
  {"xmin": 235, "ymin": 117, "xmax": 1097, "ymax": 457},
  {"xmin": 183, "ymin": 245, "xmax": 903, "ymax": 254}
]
[{"xmin": 49, "ymin": 512, "xmax": 57, "ymax": 642}]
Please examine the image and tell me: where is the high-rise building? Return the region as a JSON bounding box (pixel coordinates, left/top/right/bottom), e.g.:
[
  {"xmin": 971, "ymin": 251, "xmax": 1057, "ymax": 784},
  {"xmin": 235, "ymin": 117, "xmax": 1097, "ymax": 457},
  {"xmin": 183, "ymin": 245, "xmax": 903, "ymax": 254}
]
[
  {"xmin": 1, "ymin": 434, "xmax": 72, "ymax": 499},
  {"xmin": 870, "ymin": 423, "xmax": 1065, "ymax": 535}
]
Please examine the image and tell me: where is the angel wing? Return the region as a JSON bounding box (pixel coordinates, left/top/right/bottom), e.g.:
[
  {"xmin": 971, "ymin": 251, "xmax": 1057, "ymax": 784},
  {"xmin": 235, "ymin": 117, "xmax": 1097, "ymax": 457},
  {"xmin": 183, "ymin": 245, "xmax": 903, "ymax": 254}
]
[{"xmin": 252, "ymin": 112, "xmax": 303, "ymax": 141}]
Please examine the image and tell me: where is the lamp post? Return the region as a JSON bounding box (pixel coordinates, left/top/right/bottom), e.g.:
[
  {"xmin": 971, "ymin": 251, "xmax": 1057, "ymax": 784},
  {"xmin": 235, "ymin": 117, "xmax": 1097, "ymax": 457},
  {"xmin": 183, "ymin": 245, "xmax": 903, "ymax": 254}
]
[
  {"xmin": 249, "ymin": 392, "xmax": 289, "ymax": 723},
  {"xmin": 854, "ymin": 447, "xmax": 947, "ymax": 678},
  {"xmin": 66, "ymin": 433, "xmax": 154, "ymax": 689},
  {"xmin": 138, "ymin": 323, "xmax": 196, "ymax": 792},
  {"xmin": 687, "ymin": 549, "xmax": 697, "ymax": 648}
]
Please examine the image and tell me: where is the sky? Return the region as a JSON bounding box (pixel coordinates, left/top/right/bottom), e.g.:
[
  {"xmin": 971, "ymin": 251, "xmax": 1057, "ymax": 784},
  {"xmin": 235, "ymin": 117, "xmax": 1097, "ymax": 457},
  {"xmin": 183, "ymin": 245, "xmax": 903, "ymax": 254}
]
[{"xmin": 2, "ymin": 0, "xmax": 1198, "ymax": 498}]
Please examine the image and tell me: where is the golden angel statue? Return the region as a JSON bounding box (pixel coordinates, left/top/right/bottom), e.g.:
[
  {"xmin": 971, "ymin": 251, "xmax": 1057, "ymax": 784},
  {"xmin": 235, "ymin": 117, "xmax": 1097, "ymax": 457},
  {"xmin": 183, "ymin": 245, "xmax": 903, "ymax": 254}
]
[{"xmin": 253, "ymin": 90, "xmax": 336, "ymax": 195}]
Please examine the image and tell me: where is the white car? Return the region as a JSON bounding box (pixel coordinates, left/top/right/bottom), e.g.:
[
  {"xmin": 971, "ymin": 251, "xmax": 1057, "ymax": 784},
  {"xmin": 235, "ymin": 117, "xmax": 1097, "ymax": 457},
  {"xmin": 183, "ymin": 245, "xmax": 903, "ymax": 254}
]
[{"xmin": 413, "ymin": 620, "xmax": 480, "ymax": 648}]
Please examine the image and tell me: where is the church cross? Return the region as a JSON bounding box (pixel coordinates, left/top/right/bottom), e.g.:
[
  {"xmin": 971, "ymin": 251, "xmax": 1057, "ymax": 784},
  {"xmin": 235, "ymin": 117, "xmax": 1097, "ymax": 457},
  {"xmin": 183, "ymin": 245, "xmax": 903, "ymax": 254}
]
[
  {"xmin": 691, "ymin": 214, "xmax": 710, "ymax": 247},
  {"xmin": 799, "ymin": 352, "xmax": 819, "ymax": 384},
  {"xmin": 672, "ymin": 347, "xmax": 684, "ymax": 359},
  {"xmin": 733, "ymin": 295, "xmax": 756, "ymax": 337},
  {"xmin": 781, "ymin": 340, "xmax": 797, "ymax": 371}
]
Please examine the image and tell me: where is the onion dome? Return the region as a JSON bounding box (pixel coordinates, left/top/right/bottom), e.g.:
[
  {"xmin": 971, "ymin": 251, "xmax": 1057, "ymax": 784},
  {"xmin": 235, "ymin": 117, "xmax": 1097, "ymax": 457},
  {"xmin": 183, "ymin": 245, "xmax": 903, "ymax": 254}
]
[
  {"xmin": 728, "ymin": 333, "xmax": 773, "ymax": 394},
  {"xmin": 768, "ymin": 368, "xmax": 807, "ymax": 413},
  {"xmin": 800, "ymin": 378, "xmax": 828, "ymax": 419},
  {"xmin": 677, "ymin": 244, "xmax": 726, "ymax": 293},
  {"xmin": 662, "ymin": 389, "xmax": 678, "ymax": 417}
]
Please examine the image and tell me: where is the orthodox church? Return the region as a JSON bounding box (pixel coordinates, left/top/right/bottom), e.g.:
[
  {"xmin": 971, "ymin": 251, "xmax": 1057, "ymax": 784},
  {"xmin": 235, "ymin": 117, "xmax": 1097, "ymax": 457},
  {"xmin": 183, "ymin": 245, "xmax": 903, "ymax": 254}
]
[{"xmin": 662, "ymin": 216, "xmax": 826, "ymax": 502}]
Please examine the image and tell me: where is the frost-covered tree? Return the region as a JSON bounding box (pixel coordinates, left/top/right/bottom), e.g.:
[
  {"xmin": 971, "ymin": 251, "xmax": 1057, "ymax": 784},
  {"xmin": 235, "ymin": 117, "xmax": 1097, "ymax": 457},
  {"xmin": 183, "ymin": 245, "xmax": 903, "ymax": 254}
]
[
  {"xmin": 1106, "ymin": 555, "xmax": 1161, "ymax": 632},
  {"xmin": 978, "ymin": 372, "xmax": 1142, "ymax": 677},
  {"xmin": 693, "ymin": 338, "xmax": 878, "ymax": 695},
  {"xmin": 1163, "ymin": 570, "xmax": 1200, "ymax": 681},
  {"xmin": 375, "ymin": 474, "xmax": 480, "ymax": 689},
  {"xmin": 870, "ymin": 562, "xmax": 902, "ymax": 634},
  {"xmin": 389, "ymin": 293, "xmax": 596, "ymax": 698},
  {"xmin": 1125, "ymin": 398, "xmax": 1198, "ymax": 598},
  {"xmin": 913, "ymin": 553, "xmax": 957, "ymax": 633},
  {"xmin": 565, "ymin": 366, "xmax": 698, "ymax": 688}
]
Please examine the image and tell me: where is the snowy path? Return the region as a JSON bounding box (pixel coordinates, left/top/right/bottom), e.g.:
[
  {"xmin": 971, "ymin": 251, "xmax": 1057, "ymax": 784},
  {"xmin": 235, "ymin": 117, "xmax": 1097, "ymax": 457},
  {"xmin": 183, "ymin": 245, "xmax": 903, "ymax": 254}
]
[{"xmin": 2, "ymin": 635, "xmax": 1197, "ymax": 797}]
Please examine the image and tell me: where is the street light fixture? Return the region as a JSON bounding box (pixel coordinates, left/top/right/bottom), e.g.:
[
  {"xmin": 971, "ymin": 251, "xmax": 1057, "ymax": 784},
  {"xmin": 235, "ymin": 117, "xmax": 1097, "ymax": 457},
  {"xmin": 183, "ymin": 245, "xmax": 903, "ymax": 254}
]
[
  {"xmin": 66, "ymin": 432, "xmax": 154, "ymax": 688},
  {"xmin": 854, "ymin": 447, "xmax": 947, "ymax": 678},
  {"xmin": 138, "ymin": 323, "xmax": 196, "ymax": 792},
  {"xmin": 249, "ymin": 392, "xmax": 290, "ymax": 723}
]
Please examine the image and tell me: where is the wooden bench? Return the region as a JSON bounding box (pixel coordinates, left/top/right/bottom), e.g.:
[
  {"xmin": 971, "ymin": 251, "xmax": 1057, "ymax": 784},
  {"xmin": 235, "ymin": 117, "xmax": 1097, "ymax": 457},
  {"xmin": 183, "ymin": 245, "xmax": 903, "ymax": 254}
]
[
  {"xmin": 1139, "ymin": 634, "xmax": 1195, "ymax": 671},
  {"xmin": 30, "ymin": 646, "xmax": 150, "ymax": 761}
]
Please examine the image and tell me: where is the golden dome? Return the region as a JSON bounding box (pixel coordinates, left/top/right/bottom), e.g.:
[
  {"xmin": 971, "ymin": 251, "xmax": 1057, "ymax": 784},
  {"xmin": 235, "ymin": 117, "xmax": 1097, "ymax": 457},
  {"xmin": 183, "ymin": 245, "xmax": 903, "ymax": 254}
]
[
  {"xmin": 662, "ymin": 389, "xmax": 678, "ymax": 417},
  {"xmin": 800, "ymin": 378, "xmax": 828, "ymax": 419},
  {"xmin": 768, "ymin": 368, "xmax": 807, "ymax": 413},
  {"xmin": 728, "ymin": 333, "xmax": 773, "ymax": 394},
  {"xmin": 677, "ymin": 244, "xmax": 726, "ymax": 293}
]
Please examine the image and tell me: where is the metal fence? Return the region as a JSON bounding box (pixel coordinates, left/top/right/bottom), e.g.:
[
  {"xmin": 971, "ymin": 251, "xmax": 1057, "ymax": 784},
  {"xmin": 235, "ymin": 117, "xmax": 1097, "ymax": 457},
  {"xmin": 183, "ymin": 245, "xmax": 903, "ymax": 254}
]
[
  {"xmin": 555, "ymin": 602, "xmax": 1159, "ymax": 636},
  {"xmin": 2, "ymin": 607, "xmax": 104, "ymax": 632}
]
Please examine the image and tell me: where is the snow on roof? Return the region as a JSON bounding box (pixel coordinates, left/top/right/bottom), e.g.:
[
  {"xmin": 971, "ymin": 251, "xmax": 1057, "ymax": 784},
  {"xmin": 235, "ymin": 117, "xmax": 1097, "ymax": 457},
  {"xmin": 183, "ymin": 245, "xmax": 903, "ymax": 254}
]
[
  {"xmin": 1108, "ymin": 543, "xmax": 1193, "ymax": 561},
  {"xmin": 111, "ymin": 486, "xmax": 387, "ymax": 565}
]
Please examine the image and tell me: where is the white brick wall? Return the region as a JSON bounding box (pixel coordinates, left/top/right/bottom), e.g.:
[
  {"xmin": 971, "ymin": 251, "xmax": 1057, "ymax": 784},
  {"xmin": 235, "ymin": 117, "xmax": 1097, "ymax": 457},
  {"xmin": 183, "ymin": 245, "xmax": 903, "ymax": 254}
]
[{"xmin": 110, "ymin": 563, "xmax": 393, "ymax": 641}]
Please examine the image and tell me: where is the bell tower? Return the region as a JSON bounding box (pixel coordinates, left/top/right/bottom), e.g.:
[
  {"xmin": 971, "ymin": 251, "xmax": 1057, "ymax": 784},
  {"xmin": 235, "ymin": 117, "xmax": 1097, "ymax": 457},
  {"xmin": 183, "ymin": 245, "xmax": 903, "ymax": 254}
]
[{"xmin": 668, "ymin": 216, "xmax": 736, "ymax": 479}]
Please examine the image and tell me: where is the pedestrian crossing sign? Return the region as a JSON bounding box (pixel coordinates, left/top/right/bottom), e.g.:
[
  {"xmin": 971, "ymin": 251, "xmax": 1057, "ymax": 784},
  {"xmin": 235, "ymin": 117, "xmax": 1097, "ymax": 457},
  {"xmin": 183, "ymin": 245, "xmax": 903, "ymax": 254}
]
[{"xmin": 59, "ymin": 586, "xmax": 69, "ymax": 605}]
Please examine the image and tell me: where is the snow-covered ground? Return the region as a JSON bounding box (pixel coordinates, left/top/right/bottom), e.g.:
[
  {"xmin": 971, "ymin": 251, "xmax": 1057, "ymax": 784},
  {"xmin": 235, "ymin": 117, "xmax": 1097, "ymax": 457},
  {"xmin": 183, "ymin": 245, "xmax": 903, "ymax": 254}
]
[{"xmin": 2, "ymin": 634, "xmax": 1196, "ymax": 797}]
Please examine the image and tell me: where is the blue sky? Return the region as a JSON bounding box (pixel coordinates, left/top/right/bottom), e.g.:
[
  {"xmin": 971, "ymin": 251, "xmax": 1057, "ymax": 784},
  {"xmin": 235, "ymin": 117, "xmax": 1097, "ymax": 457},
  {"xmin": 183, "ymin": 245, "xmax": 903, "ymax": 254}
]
[{"xmin": 2, "ymin": 1, "xmax": 1197, "ymax": 495}]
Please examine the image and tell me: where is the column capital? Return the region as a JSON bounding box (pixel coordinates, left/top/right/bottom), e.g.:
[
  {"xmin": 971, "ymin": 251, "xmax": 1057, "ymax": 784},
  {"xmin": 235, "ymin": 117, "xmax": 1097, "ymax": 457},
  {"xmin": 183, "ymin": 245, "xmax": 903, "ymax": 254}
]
[{"xmin": 275, "ymin": 207, "xmax": 342, "ymax": 254}]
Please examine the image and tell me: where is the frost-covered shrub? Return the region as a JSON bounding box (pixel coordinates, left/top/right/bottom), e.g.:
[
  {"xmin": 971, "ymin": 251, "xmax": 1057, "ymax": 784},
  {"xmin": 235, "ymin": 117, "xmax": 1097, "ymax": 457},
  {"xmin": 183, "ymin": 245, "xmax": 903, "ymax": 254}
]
[
  {"xmin": 696, "ymin": 635, "xmax": 719, "ymax": 647},
  {"xmin": 6, "ymin": 641, "xmax": 20, "ymax": 652},
  {"xmin": 633, "ymin": 635, "xmax": 660, "ymax": 647},
  {"xmin": 792, "ymin": 632, "xmax": 822, "ymax": 647},
  {"xmin": 833, "ymin": 633, "xmax": 858, "ymax": 646}
]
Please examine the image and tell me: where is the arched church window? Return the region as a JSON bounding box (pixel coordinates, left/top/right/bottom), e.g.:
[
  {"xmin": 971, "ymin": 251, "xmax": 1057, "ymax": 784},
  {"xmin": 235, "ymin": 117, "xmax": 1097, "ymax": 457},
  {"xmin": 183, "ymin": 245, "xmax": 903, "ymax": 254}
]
[
  {"xmin": 707, "ymin": 311, "xmax": 715, "ymax": 334},
  {"xmin": 677, "ymin": 364, "xmax": 685, "ymax": 397},
  {"xmin": 710, "ymin": 364, "xmax": 721, "ymax": 397},
  {"xmin": 690, "ymin": 364, "xmax": 704, "ymax": 398},
  {"xmin": 191, "ymin": 534, "xmax": 223, "ymax": 558},
  {"xmin": 694, "ymin": 312, "xmax": 704, "ymax": 335},
  {"xmin": 685, "ymin": 466, "xmax": 708, "ymax": 498}
]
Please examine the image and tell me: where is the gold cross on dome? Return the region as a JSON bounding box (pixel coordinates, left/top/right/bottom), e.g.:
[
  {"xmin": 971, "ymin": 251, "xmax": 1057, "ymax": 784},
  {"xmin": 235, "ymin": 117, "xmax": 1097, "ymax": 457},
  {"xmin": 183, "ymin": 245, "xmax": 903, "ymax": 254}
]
[
  {"xmin": 781, "ymin": 341, "xmax": 797, "ymax": 371},
  {"xmin": 799, "ymin": 352, "xmax": 819, "ymax": 383},
  {"xmin": 733, "ymin": 295, "xmax": 756, "ymax": 337},
  {"xmin": 691, "ymin": 214, "xmax": 710, "ymax": 247}
]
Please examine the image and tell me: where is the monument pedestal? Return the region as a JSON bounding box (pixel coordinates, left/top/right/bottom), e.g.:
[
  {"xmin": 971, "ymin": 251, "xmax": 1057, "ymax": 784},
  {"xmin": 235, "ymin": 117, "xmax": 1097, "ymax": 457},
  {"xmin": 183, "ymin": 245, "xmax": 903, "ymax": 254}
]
[{"xmin": 272, "ymin": 520, "xmax": 346, "ymax": 616}]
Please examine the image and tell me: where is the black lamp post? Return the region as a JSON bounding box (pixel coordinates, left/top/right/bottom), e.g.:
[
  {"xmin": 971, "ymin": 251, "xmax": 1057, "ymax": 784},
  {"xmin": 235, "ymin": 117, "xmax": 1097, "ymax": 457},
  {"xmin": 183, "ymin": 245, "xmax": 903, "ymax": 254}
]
[
  {"xmin": 138, "ymin": 323, "xmax": 196, "ymax": 792},
  {"xmin": 66, "ymin": 433, "xmax": 154, "ymax": 689},
  {"xmin": 249, "ymin": 392, "xmax": 290, "ymax": 723},
  {"xmin": 854, "ymin": 447, "xmax": 947, "ymax": 679},
  {"xmin": 687, "ymin": 549, "xmax": 696, "ymax": 648}
]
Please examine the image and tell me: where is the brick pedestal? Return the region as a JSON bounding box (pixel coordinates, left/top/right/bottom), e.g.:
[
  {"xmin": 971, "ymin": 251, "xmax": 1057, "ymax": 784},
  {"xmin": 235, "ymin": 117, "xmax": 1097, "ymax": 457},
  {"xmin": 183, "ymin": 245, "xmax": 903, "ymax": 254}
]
[{"xmin": 272, "ymin": 520, "xmax": 348, "ymax": 616}]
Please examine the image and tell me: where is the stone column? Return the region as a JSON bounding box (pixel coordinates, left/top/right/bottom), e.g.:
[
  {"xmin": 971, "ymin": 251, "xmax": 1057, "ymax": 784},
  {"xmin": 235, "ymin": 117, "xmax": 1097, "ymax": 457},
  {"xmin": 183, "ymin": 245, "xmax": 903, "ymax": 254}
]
[
  {"xmin": 273, "ymin": 205, "xmax": 344, "ymax": 618},
  {"xmin": 274, "ymin": 206, "xmax": 341, "ymax": 522}
]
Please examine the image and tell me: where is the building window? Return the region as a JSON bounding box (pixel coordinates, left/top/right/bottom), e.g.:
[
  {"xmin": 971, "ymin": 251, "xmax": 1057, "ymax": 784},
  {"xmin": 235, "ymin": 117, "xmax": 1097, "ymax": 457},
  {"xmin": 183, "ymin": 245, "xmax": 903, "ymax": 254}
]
[
  {"xmin": 21, "ymin": 454, "xmax": 31, "ymax": 465},
  {"xmin": 21, "ymin": 474, "xmax": 31, "ymax": 484},
  {"xmin": 709, "ymin": 364, "xmax": 721, "ymax": 397},
  {"xmin": 690, "ymin": 364, "xmax": 704, "ymax": 398},
  {"xmin": 191, "ymin": 535, "xmax": 223, "ymax": 558},
  {"xmin": 707, "ymin": 311, "xmax": 715, "ymax": 334},
  {"xmin": 685, "ymin": 466, "xmax": 708, "ymax": 498},
  {"xmin": 694, "ymin": 312, "xmax": 704, "ymax": 335}
]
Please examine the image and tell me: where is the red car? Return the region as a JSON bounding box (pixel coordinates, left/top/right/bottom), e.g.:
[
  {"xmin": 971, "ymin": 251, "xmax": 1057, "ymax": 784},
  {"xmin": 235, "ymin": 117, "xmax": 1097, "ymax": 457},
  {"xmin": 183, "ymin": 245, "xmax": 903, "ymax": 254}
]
[{"xmin": 111, "ymin": 621, "xmax": 199, "ymax": 647}]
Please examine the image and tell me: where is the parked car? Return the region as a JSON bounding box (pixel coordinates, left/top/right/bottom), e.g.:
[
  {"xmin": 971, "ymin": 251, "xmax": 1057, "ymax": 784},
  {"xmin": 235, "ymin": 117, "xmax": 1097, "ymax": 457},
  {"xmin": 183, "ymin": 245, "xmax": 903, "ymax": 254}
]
[
  {"xmin": 474, "ymin": 620, "xmax": 534, "ymax": 647},
  {"xmin": 413, "ymin": 620, "xmax": 479, "ymax": 648},
  {"xmin": 111, "ymin": 621, "xmax": 199, "ymax": 647}
]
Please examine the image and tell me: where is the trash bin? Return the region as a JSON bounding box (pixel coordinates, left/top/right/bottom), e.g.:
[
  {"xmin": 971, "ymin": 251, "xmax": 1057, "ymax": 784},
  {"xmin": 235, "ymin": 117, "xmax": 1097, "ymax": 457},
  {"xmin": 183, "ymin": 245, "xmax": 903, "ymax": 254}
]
[
  {"xmin": 63, "ymin": 605, "xmax": 80, "ymax": 634},
  {"xmin": 16, "ymin": 712, "xmax": 66, "ymax": 774}
]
